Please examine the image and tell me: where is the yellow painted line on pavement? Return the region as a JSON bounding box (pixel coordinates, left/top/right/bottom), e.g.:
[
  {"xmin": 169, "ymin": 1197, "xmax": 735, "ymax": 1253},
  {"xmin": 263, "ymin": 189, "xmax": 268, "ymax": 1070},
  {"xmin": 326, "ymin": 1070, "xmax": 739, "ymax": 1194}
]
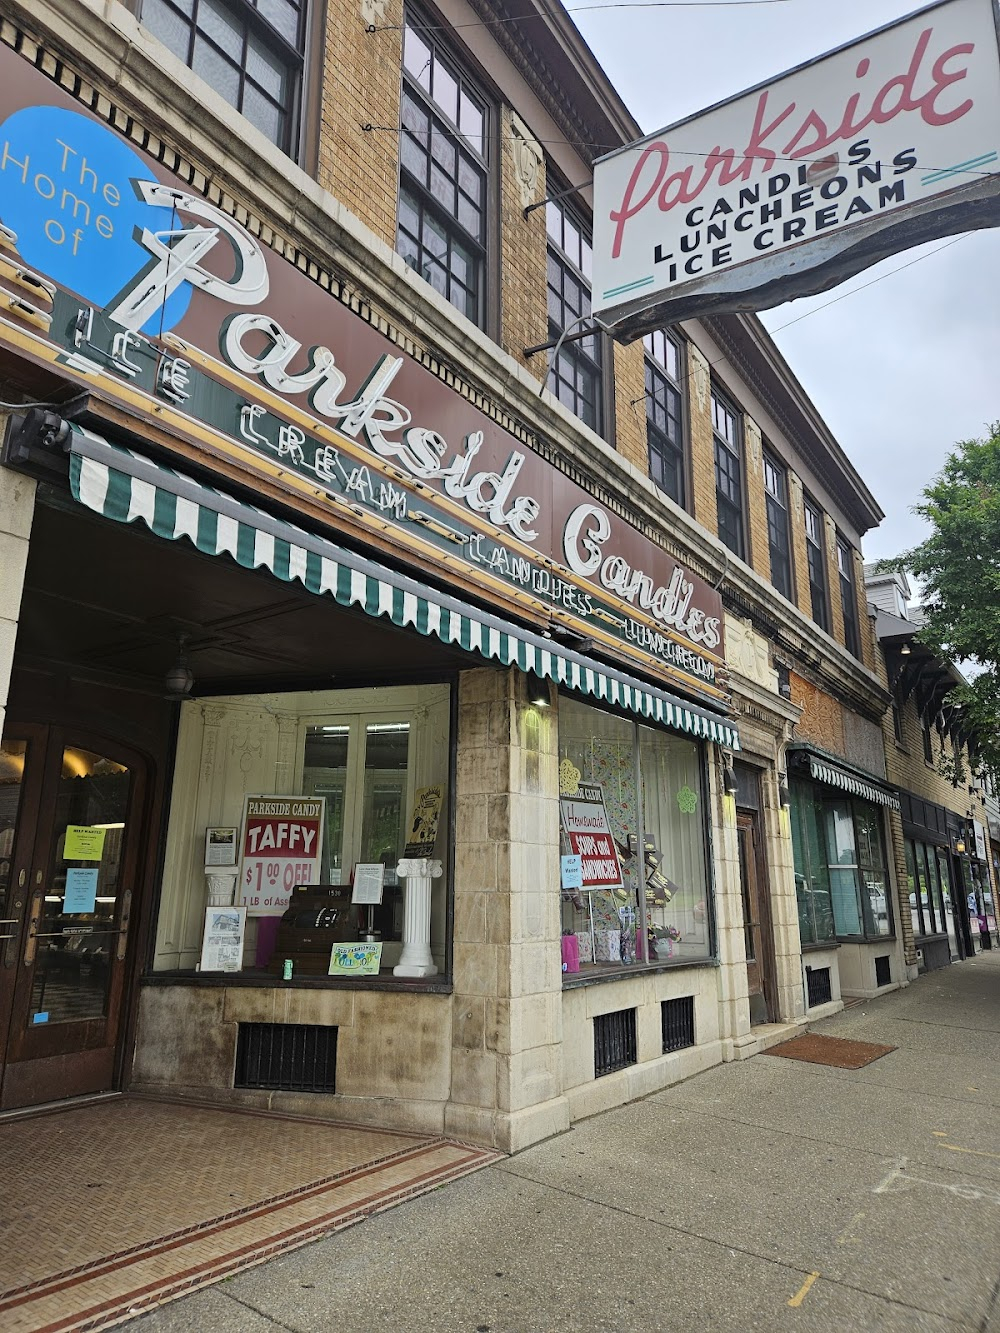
[
  {"xmin": 787, "ymin": 1272, "xmax": 820, "ymax": 1307},
  {"xmin": 938, "ymin": 1142, "xmax": 1000, "ymax": 1161}
]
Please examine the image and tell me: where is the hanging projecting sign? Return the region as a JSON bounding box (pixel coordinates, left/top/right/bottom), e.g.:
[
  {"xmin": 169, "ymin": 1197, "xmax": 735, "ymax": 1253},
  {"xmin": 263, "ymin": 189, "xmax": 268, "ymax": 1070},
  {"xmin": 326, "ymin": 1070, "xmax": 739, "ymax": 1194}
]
[
  {"xmin": 592, "ymin": 0, "xmax": 1000, "ymax": 336},
  {"xmin": 0, "ymin": 46, "xmax": 726, "ymax": 704}
]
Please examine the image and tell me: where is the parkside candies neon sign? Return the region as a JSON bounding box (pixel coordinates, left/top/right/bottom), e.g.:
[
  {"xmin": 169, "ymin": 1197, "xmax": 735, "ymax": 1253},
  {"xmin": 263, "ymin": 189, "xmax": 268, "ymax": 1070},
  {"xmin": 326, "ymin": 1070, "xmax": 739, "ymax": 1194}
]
[
  {"xmin": 0, "ymin": 103, "xmax": 723, "ymax": 662},
  {"xmin": 592, "ymin": 0, "xmax": 1000, "ymax": 333}
]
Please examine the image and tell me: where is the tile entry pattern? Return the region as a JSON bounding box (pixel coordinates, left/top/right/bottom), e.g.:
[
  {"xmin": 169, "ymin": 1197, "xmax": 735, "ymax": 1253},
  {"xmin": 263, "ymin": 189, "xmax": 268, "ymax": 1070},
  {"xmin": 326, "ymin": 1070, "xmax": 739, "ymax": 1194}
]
[{"xmin": 0, "ymin": 1096, "xmax": 502, "ymax": 1332}]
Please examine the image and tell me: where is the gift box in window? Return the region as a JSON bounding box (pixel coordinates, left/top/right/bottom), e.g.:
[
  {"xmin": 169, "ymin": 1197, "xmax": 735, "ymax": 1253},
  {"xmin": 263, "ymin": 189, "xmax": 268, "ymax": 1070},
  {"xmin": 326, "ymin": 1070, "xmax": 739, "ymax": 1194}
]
[
  {"xmin": 594, "ymin": 928, "xmax": 621, "ymax": 963},
  {"xmin": 575, "ymin": 931, "xmax": 594, "ymax": 964}
]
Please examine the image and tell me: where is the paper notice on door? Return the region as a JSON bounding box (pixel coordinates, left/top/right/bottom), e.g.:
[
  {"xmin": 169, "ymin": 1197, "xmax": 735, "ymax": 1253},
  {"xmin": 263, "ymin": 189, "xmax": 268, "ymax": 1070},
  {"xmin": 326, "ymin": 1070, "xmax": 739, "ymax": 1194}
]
[
  {"xmin": 64, "ymin": 867, "xmax": 99, "ymax": 913},
  {"xmin": 64, "ymin": 825, "xmax": 107, "ymax": 860}
]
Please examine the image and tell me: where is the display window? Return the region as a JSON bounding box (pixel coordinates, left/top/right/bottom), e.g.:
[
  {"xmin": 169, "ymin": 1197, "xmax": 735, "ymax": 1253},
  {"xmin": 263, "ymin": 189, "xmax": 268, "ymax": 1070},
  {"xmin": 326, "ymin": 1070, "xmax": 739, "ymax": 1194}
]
[
  {"xmin": 792, "ymin": 781, "xmax": 892, "ymax": 942},
  {"xmin": 153, "ymin": 683, "xmax": 452, "ymax": 979},
  {"xmin": 905, "ymin": 837, "xmax": 960, "ymax": 955},
  {"xmin": 557, "ymin": 696, "xmax": 712, "ymax": 978}
]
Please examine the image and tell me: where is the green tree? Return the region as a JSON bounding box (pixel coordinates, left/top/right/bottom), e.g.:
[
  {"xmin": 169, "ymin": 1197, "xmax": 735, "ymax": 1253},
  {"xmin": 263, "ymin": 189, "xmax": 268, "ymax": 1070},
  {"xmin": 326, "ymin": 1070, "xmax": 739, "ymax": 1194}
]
[{"xmin": 900, "ymin": 422, "xmax": 1000, "ymax": 782}]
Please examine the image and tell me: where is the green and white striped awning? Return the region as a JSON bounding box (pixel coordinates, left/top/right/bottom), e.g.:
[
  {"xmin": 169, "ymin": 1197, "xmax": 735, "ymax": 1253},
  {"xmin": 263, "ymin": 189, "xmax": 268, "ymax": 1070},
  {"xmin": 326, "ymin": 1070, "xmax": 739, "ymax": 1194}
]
[
  {"xmin": 68, "ymin": 427, "xmax": 740, "ymax": 749},
  {"xmin": 799, "ymin": 751, "xmax": 900, "ymax": 811}
]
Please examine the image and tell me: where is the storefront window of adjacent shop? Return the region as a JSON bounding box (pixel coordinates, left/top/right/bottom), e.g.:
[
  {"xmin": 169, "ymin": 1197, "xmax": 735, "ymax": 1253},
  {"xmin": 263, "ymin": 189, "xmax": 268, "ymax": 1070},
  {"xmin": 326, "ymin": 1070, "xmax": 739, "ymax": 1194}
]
[
  {"xmin": 791, "ymin": 780, "xmax": 835, "ymax": 945},
  {"xmin": 906, "ymin": 838, "xmax": 958, "ymax": 949},
  {"xmin": 791, "ymin": 782, "xmax": 891, "ymax": 941},
  {"xmin": 557, "ymin": 696, "xmax": 710, "ymax": 977},
  {"xmin": 138, "ymin": 0, "xmax": 306, "ymax": 154}
]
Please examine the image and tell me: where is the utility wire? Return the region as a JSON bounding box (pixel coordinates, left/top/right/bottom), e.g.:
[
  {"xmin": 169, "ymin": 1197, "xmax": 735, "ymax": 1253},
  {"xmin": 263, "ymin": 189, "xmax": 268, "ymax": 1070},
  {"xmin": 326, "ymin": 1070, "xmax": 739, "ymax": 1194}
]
[
  {"xmin": 360, "ymin": 125, "xmax": 1000, "ymax": 179},
  {"xmin": 765, "ymin": 235, "xmax": 968, "ymax": 334},
  {"xmin": 372, "ymin": 0, "xmax": 795, "ymax": 33}
]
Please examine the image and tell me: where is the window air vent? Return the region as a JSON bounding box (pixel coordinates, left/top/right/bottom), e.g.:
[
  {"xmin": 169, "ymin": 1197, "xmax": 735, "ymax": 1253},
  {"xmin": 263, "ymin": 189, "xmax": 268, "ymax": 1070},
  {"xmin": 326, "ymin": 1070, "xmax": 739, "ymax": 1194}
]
[
  {"xmin": 874, "ymin": 955, "xmax": 892, "ymax": 987},
  {"xmin": 594, "ymin": 1008, "xmax": 637, "ymax": 1078},
  {"xmin": 661, "ymin": 996, "xmax": 696, "ymax": 1053},
  {"xmin": 805, "ymin": 966, "xmax": 833, "ymax": 1007},
  {"xmin": 235, "ymin": 1022, "xmax": 338, "ymax": 1093}
]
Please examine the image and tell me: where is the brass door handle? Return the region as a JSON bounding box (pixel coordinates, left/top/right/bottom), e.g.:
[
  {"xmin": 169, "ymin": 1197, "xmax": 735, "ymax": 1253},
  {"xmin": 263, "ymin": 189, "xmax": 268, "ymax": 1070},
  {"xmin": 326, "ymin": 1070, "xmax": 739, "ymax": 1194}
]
[{"xmin": 23, "ymin": 889, "xmax": 42, "ymax": 964}]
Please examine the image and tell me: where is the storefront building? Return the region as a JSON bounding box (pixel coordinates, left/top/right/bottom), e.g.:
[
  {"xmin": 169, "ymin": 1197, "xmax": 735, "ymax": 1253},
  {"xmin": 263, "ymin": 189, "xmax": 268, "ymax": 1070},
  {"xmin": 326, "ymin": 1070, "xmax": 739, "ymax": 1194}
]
[
  {"xmin": 0, "ymin": 0, "xmax": 900, "ymax": 1145},
  {"xmin": 868, "ymin": 568, "xmax": 997, "ymax": 973}
]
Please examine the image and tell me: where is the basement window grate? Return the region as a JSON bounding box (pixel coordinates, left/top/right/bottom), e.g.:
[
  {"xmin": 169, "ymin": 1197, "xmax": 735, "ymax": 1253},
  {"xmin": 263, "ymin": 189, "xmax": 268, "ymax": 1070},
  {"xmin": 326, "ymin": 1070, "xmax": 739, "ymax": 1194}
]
[
  {"xmin": 594, "ymin": 1008, "xmax": 637, "ymax": 1078},
  {"xmin": 661, "ymin": 996, "xmax": 695, "ymax": 1053},
  {"xmin": 234, "ymin": 1022, "xmax": 338, "ymax": 1093},
  {"xmin": 805, "ymin": 966, "xmax": 832, "ymax": 1007},
  {"xmin": 874, "ymin": 955, "xmax": 892, "ymax": 987}
]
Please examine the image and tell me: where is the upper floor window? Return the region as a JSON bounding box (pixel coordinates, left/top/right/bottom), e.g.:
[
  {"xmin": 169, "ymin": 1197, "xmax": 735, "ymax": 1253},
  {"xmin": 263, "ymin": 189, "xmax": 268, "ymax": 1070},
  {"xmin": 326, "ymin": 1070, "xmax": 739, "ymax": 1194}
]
[
  {"xmin": 139, "ymin": 0, "xmax": 305, "ymax": 153},
  {"xmin": 712, "ymin": 389, "xmax": 744, "ymax": 560},
  {"xmin": 803, "ymin": 497, "xmax": 829, "ymax": 632},
  {"xmin": 644, "ymin": 331, "xmax": 685, "ymax": 506},
  {"xmin": 546, "ymin": 198, "xmax": 602, "ymax": 433},
  {"xmin": 837, "ymin": 537, "xmax": 860, "ymax": 657},
  {"xmin": 763, "ymin": 451, "xmax": 792, "ymax": 600},
  {"xmin": 397, "ymin": 14, "xmax": 488, "ymax": 326},
  {"xmin": 922, "ymin": 716, "xmax": 935, "ymax": 765}
]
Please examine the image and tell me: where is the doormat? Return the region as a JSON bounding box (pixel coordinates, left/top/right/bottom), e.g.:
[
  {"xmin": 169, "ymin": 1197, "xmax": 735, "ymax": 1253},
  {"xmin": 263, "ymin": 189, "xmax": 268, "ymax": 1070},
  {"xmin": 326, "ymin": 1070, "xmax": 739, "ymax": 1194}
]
[{"xmin": 765, "ymin": 1032, "xmax": 896, "ymax": 1069}]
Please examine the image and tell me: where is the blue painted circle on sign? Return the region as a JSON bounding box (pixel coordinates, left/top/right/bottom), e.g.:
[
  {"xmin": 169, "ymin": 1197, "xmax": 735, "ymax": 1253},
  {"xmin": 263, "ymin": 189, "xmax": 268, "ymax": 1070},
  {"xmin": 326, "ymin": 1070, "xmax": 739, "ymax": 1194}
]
[{"xmin": 0, "ymin": 105, "xmax": 192, "ymax": 334}]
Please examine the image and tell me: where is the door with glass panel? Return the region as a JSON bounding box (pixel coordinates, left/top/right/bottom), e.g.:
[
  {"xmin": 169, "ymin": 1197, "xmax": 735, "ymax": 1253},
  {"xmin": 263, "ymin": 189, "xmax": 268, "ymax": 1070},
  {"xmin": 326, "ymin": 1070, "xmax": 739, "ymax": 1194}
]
[{"xmin": 0, "ymin": 725, "xmax": 145, "ymax": 1110}]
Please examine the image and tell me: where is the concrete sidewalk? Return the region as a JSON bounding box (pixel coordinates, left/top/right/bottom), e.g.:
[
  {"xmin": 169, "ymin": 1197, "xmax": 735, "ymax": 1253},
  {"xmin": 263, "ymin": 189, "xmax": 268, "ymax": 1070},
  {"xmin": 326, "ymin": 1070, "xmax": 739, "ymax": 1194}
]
[{"xmin": 133, "ymin": 955, "xmax": 1000, "ymax": 1332}]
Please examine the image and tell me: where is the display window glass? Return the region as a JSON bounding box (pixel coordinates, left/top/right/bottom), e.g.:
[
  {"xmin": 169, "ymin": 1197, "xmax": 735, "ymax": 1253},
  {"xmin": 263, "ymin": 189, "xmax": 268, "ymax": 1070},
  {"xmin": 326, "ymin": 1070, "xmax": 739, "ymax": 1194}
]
[
  {"xmin": 792, "ymin": 781, "xmax": 891, "ymax": 942},
  {"xmin": 557, "ymin": 696, "xmax": 712, "ymax": 977},
  {"xmin": 154, "ymin": 683, "xmax": 451, "ymax": 978}
]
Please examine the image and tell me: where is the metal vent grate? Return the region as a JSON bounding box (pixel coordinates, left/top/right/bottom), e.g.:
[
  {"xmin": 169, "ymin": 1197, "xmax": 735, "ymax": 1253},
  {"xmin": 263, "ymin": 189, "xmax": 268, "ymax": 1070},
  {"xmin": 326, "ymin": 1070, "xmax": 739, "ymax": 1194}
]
[
  {"xmin": 594, "ymin": 1008, "xmax": 637, "ymax": 1078},
  {"xmin": 661, "ymin": 996, "xmax": 695, "ymax": 1052},
  {"xmin": 874, "ymin": 955, "xmax": 892, "ymax": 987},
  {"xmin": 235, "ymin": 1022, "xmax": 338, "ymax": 1093},
  {"xmin": 805, "ymin": 966, "xmax": 832, "ymax": 1007}
]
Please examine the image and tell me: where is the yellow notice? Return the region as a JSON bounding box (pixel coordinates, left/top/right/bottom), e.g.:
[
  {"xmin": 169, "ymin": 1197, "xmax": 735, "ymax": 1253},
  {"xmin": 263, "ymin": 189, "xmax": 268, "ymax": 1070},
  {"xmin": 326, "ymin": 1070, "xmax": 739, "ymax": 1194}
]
[{"xmin": 64, "ymin": 825, "xmax": 108, "ymax": 861}]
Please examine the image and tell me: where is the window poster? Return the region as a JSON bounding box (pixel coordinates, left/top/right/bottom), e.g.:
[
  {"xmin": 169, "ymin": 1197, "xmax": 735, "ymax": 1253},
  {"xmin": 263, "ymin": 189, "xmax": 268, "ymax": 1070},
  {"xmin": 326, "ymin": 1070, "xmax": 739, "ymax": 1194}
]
[
  {"xmin": 404, "ymin": 785, "xmax": 444, "ymax": 858},
  {"xmin": 64, "ymin": 825, "xmax": 108, "ymax": 860},
  {"xmin": 559, "ymin": 783, "xmax": 625, "ymax": 891},
  {"xmin": 200, "ymin": 905, "xmax": 247, "ymax": 973},
  {"xmin": 237, "ymin": 796, "xmax": 325, "ymax": 917}
]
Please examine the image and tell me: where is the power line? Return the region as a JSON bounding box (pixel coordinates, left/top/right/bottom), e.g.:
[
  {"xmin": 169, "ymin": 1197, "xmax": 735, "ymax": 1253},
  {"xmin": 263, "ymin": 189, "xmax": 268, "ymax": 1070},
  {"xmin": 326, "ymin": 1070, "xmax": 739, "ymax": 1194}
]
[
  {"xmin": 765, "ymin": 236, "xmax": 968, "ymax": 334},
  {"xmin": 372, "ymin": 0, "xmax": 795, "ymax": 34},
  {"xmin": 359, "ymin": 125, "xmax": 1000, "ymax": 180}
]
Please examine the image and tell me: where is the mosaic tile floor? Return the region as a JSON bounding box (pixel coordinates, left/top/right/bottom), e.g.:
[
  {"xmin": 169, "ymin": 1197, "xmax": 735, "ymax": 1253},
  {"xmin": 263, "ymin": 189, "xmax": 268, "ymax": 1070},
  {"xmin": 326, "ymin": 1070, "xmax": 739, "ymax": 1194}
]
[{"xmin": 0, "ymin": 1096, "xmax": 502, "ymax": 1332}]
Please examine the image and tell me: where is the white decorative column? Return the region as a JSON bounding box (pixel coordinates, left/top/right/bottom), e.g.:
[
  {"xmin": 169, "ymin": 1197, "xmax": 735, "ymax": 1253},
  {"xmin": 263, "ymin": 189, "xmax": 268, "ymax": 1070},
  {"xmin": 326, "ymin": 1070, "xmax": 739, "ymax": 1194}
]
[
  {"xmin": 205, "ymin": 867, "xmax": 239, "ymax": 907},
  {"xmin": 394, "ymin": 858, "xmax": 442, "ymax": 977}
]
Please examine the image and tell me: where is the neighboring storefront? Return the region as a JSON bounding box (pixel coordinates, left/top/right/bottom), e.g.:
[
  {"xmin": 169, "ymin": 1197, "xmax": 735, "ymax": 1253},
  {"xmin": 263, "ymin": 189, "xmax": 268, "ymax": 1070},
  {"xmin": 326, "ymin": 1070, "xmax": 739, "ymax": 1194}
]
[{"xmin": 788, "ymin": 745, "xmax": 902, "ymax": 1003}]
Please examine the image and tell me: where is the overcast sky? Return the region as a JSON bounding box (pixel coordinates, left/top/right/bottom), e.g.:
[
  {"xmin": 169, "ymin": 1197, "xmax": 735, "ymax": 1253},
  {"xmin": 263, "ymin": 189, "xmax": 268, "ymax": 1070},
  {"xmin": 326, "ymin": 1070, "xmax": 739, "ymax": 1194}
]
[{"xmin": 572, "ymin": 0, "xmax": 1000, "ymax": 564}]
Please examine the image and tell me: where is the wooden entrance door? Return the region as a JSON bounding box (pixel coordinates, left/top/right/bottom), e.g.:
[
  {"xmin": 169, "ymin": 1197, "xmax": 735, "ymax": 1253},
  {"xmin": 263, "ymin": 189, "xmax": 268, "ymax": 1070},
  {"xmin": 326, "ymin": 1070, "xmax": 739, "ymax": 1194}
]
[
  {"xmin": 0, "ymin": 724, "xmax": 146, "ymax": 1109},
  {"xmin": 737, "ymin": 810, "xmax": 778, "ymax": 1025}
]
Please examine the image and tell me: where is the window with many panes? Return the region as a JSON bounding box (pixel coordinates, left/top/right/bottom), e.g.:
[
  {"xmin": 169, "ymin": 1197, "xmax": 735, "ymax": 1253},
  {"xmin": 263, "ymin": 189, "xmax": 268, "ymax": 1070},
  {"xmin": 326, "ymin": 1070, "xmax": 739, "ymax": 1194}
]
[
  {"xmin": 397, "ymin": 12, "xmax": 489, "ymax": 326},
  {"xmin": 644, "ymin": 331, "xmax": 685, "ymax": 506},
  {"xmin": 803, "ymin": 497, "xmax": 829, "ymax": 631},
  {"xmin": 546, "ymin": 198, "xmax": 602, "ymax": 433},
  {"xmin": 139, "ymin": 0, "xmax": 306, "ymax": 153},
  {"xmin": 712, "ymin": 390, "xmax": 744, "ymax": 559},
  {"xmin": 791, "ymin": 780, "xmax": 892, "ymax": 942},
  {"xmin": 837, "ymin": 537, "xmax": 860, "ymax": 657},
  {"xmin": 763, "ymin": 451, "xmax": 792, "ymax": 600}
]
